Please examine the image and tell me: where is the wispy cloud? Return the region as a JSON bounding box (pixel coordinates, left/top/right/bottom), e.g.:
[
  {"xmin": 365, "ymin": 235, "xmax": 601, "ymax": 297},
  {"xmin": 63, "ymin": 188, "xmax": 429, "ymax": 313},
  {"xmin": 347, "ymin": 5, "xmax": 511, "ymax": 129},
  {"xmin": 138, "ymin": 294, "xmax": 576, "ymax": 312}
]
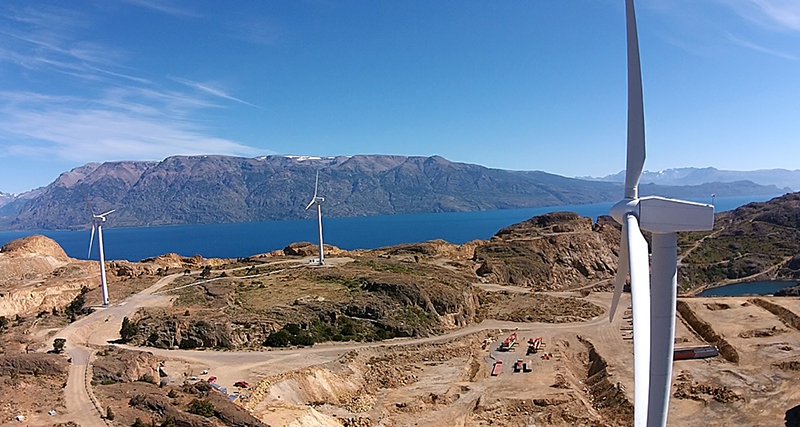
[
  {"xmin": 172, "ymin": 77, "xmax": 262, "ymax": 109},
  {"xmin": 0, "ymin": 90, "xmax": 263, "ymax": 163},
  {"xmin": 725, "ymin": 31, "xmax": 799, "ymax": 60},
  {"xmin": 117, "ymin": 0, "xmax": 200, "ymax": 18},
  {"xmin": 720, "ymin": 0, "xmax": 800, "ymax": 31},
  {"xmin": 0, "ymin": 3, "xmax": 268, "ymax": 165},
  {"xmin": 224, "ymin": 18, "xmax": 284, "ymax": 46}
]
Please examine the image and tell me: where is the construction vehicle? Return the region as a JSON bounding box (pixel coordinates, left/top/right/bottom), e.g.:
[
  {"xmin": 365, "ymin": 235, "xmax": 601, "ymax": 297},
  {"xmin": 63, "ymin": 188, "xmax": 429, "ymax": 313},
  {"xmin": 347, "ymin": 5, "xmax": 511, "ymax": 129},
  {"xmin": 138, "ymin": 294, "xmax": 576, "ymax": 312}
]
[
  {"xmin": 526, "ymin": 337, "xmax": 543, "ymax": 355},
  {"xmin": 513, "ymin": 359, "xmax": 524, "ymax": 373},
  {"xmin": 491, "ymin": 360, "xmax": 503, "ymax": 376},
  {"xmin": 498, "ymin": 333, "xmax": 517, "ymax": 351}
]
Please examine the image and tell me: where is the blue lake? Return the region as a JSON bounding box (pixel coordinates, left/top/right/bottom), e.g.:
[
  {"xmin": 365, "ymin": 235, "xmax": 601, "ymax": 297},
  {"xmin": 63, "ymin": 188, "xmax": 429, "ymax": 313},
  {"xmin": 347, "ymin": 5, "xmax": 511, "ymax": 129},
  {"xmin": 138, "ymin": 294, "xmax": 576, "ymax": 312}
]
[
  {"xmin": 0, "ymin": 194, "xmax": 779, "ymax": 262},
  {"xmin": 697, "ymin": 280, "xmax": 798, "ymax": 297}
]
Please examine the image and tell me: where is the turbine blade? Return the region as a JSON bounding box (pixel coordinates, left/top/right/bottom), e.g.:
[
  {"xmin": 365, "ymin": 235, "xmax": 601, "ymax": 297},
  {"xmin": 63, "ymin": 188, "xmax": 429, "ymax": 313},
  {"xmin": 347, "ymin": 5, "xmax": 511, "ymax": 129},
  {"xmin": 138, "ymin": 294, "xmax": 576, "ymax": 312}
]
[
  {"xmin": 624, "ymin": 0, "xmax": 645, "ymax": 200},
  {"xmin": 305, "ymin": 199, "xmax": 315, "ymax": 210},
  {"xmin": 98, "ymin": 209, "xmax": 116, "ymax": 217},
  {"xmin": 625, "ymin": 214, "xmax": 650, "ymax": 427},
  {"xmin": 609, "ymin": 225, "xmax": 629, "ymax": 322},
  {"xmin": 88, "ymin": 225, "xmax": 96, "ymax": 258},
  {"xmin": 81, "ymin": 189, "xmax": 95, "ymax": 215},
  {"xmin": 314, "ymin": 171, "xmax": 320, "ymax": 198}
]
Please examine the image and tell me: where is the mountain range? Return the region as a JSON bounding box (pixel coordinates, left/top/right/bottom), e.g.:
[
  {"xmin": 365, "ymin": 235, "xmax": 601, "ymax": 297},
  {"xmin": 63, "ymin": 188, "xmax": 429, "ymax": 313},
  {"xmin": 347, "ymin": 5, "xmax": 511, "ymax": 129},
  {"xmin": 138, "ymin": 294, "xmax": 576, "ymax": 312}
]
[
  {"xmin": 0, "ymin": 155, "xmax": 786, "ymax": 231},
  {"xmin": 589, "ymin": 167, "xmax": 800, "ymax": 191}
]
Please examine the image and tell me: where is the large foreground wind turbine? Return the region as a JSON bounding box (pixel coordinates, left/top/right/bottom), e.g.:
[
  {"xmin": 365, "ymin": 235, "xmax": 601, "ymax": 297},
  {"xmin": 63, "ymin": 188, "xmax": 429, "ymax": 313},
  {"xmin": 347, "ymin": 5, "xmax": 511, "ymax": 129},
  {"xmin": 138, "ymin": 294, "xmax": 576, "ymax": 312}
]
[
  {"xmin": 608, "ymin": 1, "xmax": 715, "ymax": 426},
  {"xmin": 84, "ymin": 195, "xmax": 115, "ymax": 307},
  {"xmin": 305, "ymin": 171, "xmax": 325, "ymax": 265}
]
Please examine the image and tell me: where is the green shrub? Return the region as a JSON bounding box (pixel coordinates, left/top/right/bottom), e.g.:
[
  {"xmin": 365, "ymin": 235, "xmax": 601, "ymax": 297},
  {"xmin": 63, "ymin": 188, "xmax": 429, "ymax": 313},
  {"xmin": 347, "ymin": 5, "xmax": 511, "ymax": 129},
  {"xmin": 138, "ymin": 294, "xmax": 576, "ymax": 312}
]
[
  {"xmin": 137, "ymin": 374, "xmax": 156, "ymax": 384},
  {"xmin": 120, "ymin": 317, "xmax": 139, "ymax": 342},
  {"xmin": 52, "ymin": 338, "xmax": 66, "ymax": 353},
  {"xmin": 263, "ymin": 330, "xmax": 291, "ymax": 347},
  {"xmin": 187, "ymin": 399, "xmax": 215, "ymax": 417}
]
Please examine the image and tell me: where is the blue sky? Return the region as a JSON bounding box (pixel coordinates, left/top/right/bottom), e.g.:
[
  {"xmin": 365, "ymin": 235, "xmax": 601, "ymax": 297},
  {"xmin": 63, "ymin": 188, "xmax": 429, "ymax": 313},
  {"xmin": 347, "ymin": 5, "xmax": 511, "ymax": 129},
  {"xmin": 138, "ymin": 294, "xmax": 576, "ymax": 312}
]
[{"xmin": 1, "ymin": 0, "xmax": 799, "ymax": 194}]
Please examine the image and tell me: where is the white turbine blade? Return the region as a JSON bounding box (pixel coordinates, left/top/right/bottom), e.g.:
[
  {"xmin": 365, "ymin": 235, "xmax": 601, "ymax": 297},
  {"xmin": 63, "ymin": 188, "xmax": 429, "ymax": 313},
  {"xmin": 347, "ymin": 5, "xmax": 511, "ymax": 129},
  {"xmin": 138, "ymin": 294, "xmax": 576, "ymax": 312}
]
[
  {"xmin": 98, "ymin": 209, "xmax": 116, "ymax": 217},
  {"xmin": 313, "ymin": 171, "xmax": 319, "ymax": 198},
  {"xmin": 88, "ymin": 225, "xmax": 96, "ymax": 258},
  {"xmin": 625, "ymin": 214, "xmax": 650, "ymax": 427},
  {"xmin": 624, "ymin": 0, "xmax": 645, "ymax": 200},
  {"xmin": 609, "ymin": 225, "xmax": 629, "ymax": 322},
  {"xmin": 305, "ymin": 199, "xmax": 315, "ymax": 210}
]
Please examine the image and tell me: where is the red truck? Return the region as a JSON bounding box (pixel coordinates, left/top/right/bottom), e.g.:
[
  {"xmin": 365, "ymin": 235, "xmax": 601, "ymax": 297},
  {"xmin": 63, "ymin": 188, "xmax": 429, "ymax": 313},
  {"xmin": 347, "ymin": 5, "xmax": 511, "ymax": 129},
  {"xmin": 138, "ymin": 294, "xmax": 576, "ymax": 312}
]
[{"xmin": 491, "ymin": 360, "xmax": 503, "ymax": 376}]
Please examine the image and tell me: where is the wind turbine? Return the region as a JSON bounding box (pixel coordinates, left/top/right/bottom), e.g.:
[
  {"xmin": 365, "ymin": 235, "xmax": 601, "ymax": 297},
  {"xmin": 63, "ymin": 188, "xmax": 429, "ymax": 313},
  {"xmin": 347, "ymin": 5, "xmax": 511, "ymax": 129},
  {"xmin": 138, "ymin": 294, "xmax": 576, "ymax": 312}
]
[
  {"xmin": 305, "ymin": 171, "xmax": 325, "ymax": 265},
  {"xmin": 84, "ymin": 194, "xmax": 115, "ymax": 307},
  {"xmin": 608, "ymin": 1, "xmax": 715, "ymax": 426}
]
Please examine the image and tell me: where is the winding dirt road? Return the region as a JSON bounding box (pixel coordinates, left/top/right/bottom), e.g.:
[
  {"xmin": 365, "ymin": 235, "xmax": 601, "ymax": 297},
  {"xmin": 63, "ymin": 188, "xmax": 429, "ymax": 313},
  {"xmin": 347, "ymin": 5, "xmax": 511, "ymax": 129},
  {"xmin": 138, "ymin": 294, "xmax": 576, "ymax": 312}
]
[{"xmin": 51, "ymin": 259, "xmax": 621, "ymax": 425}]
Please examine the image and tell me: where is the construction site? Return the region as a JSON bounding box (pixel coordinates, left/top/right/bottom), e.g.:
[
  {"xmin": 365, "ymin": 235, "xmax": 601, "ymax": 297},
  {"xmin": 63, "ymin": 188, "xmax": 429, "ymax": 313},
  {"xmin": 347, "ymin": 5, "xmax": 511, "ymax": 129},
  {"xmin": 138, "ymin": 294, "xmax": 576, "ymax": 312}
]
[{"xmin": 1, "ymin": 218, "xmax": 800, "ymax": 427}]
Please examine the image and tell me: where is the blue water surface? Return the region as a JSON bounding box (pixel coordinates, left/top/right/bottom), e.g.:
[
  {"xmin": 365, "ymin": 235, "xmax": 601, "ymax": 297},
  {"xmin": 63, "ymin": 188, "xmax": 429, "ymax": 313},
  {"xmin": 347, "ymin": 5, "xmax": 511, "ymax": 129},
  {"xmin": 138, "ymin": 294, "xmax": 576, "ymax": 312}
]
[
  {"xmin": 0, "ymin": 194, "xmax": 779, "ymax": 262},
  {"xmin": 697, "ymin": 280, "xmax": 798, "ymax": 297}
]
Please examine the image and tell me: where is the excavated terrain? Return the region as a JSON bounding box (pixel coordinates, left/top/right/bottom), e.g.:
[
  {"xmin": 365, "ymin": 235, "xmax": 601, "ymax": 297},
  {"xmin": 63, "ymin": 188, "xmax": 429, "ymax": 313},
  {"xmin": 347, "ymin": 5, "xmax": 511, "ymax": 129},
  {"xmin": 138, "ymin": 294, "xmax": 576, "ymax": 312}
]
[{"xmin": 1, "ymin": 208, "xmax": 800, "ymax": 427}]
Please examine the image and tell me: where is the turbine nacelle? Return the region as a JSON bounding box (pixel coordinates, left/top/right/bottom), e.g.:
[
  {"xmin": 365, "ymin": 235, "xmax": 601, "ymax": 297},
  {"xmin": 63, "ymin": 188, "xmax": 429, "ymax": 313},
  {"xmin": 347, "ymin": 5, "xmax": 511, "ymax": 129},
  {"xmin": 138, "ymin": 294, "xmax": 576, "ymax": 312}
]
[{"xmin": 611, "ymin": 196, "xmax": 714, "ymax": 233}]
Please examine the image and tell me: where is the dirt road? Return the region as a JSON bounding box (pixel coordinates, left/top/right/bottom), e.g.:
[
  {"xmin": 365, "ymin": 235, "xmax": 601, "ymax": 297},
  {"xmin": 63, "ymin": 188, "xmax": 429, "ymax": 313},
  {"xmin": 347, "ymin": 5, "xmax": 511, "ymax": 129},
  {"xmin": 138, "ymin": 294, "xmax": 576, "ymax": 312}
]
[
  {"xmin": 51, "ymin": 258, "xmax": 624, "ymax": 425},
  {"xmin": 54, "ymin": 272, "xmax": 180, "ymax": 426}
]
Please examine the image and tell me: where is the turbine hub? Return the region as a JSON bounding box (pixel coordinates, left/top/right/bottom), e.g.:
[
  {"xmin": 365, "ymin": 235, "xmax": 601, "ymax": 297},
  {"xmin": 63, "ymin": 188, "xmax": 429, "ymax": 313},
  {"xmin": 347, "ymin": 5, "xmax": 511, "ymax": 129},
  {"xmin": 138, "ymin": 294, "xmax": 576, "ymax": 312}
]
[{"xmin": 610, "ymin": 198, "xmax": 639, "ymax": 225}]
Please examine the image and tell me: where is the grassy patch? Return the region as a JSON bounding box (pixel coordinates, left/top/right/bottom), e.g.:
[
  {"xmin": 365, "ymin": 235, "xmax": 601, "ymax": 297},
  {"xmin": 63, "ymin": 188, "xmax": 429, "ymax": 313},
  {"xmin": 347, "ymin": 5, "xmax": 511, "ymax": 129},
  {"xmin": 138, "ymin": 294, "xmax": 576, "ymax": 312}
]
[
  {"xmin": 263, "ymin": 317, "xmax": 394, "ymax": 347},
  {"xmin": 355, "ymin": 259, "xmax": 428, "ymax": 276}
]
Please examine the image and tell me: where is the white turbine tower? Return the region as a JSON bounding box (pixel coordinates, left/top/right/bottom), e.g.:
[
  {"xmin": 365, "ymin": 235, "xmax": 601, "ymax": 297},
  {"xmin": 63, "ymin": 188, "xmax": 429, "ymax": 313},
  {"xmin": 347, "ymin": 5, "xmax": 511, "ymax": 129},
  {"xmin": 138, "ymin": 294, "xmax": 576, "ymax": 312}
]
[
  {"xmin": 305, "ymin": 171, "xmax": 325, "ymax": 265},
  {"xmin": 84, "ymin": 195, "xmax": 115, "ymax": 307},
  {"xmin": 608, "ymin": 1, "xmax": 715, "ymax": 426}
]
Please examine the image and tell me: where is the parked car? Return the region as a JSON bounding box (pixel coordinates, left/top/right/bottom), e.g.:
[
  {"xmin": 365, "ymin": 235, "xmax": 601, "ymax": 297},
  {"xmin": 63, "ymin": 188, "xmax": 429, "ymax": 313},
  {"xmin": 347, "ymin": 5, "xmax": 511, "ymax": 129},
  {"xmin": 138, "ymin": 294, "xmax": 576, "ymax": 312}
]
[
  {"xmin": 234, "ymin": 381, "xmax": 249, "ymax": 388},
  {"xmin": 207, "ymin": 376, "xmax": 217, "ymax": 383}
]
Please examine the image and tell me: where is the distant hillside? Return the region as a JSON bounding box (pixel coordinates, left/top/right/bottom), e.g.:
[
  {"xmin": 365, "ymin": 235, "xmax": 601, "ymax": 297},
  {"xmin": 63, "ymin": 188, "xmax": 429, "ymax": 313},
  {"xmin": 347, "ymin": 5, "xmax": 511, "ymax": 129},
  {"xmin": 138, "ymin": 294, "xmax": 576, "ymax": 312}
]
[
  {"xmin": 0, "ymin": 155, "xmax": 785, "ymax": 231},
  {"xmin": 678, "ymin": 192, "xmax": 800, "ymax": 293},
  {"xmin": 0, "ymin": 193, "xmax": 11, "ymax": 209},
  {"xmin": 591, "ymin": 167, "xmax": 800, "ymax": 190}
]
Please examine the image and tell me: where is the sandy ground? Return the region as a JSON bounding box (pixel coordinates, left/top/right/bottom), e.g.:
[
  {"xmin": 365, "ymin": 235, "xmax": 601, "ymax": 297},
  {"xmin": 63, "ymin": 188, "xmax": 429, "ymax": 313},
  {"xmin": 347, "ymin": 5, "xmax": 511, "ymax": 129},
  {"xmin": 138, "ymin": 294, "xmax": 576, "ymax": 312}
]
[{"xmin": 9, "ymin": 255, "xmax": 799, "ymax": 427}]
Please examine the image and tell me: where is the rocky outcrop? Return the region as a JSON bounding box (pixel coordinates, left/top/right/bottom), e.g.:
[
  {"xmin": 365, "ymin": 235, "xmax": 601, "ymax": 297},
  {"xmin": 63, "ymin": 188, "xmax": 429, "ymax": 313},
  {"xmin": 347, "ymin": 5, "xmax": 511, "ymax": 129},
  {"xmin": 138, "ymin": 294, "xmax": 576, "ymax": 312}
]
[
  {"xmin": 128, "ymin": 392, "xmax": 216, "ymax": 427},
  {"xmin": 139, "ymin": 253, "xmax": 226, "ymax": 270},
  {"xmin": 132, "ymin": 312, "xmax": 260, "ymax": 350},
  {"xmin": 283, "ymin": 242, "xmax": 344, "ymax": 257},
  {"xmin": 0, "ymin": 353, "xmax": 69, "ymax": 376},
  {"xmin": 0, "ymin": 279, "xmax": 89, "ymax": 317},
  {"xmin": 93, "ymin": 347, "xmax": 160, "ymax": 383},
  {"xmin": 1, "ymin": 235, "xmax": 69, "ymax": 261},
  {"xmin": 127, "ymin": 259, "xmax": 479, "ymax": 350},
  {"xmin": 679, "ymin": 192, "xmax": 800, "ymax": 292},
  {"xmin": 0, "ymin": 235, "xmax": 94, "ymax": 317},
  {"xmin": 0, "ymin": 235, "xmax": 73, "ymax": 288},
  {"xmin": 474, "ymin": 212, "xmax": 619, "ymax": 290},
  {"xmin": 378, "ymin": 239, "xmax": 483, "ymax": 262}
]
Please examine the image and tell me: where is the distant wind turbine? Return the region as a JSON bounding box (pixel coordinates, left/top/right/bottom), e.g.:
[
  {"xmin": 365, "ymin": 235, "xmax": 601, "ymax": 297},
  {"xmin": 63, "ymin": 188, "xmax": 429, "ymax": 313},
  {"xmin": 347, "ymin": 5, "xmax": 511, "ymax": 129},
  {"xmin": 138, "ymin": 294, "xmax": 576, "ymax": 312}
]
[
  {"xmin": 305, "ymin": 171, "xmax": 325, "ymax": 265},
  {"xmin": 84, "ymin": 193, "xmax": 115, "ymax": 307},
  {"xmin": 608, "ymin": 1, "xmax": 715, "ymax": 426}
]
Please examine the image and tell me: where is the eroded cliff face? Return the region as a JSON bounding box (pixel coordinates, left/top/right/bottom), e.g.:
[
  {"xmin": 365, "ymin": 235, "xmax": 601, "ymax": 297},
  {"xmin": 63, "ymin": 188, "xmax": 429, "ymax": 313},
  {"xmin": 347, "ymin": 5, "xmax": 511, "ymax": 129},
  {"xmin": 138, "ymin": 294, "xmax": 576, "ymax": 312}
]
[
  {"xmin": 0, "ymin": 235, "xmax": 96, "ymax": 317},
  {"xmin": 474, "ymin": 212, "xmax": 620, "ymax": 290}
]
